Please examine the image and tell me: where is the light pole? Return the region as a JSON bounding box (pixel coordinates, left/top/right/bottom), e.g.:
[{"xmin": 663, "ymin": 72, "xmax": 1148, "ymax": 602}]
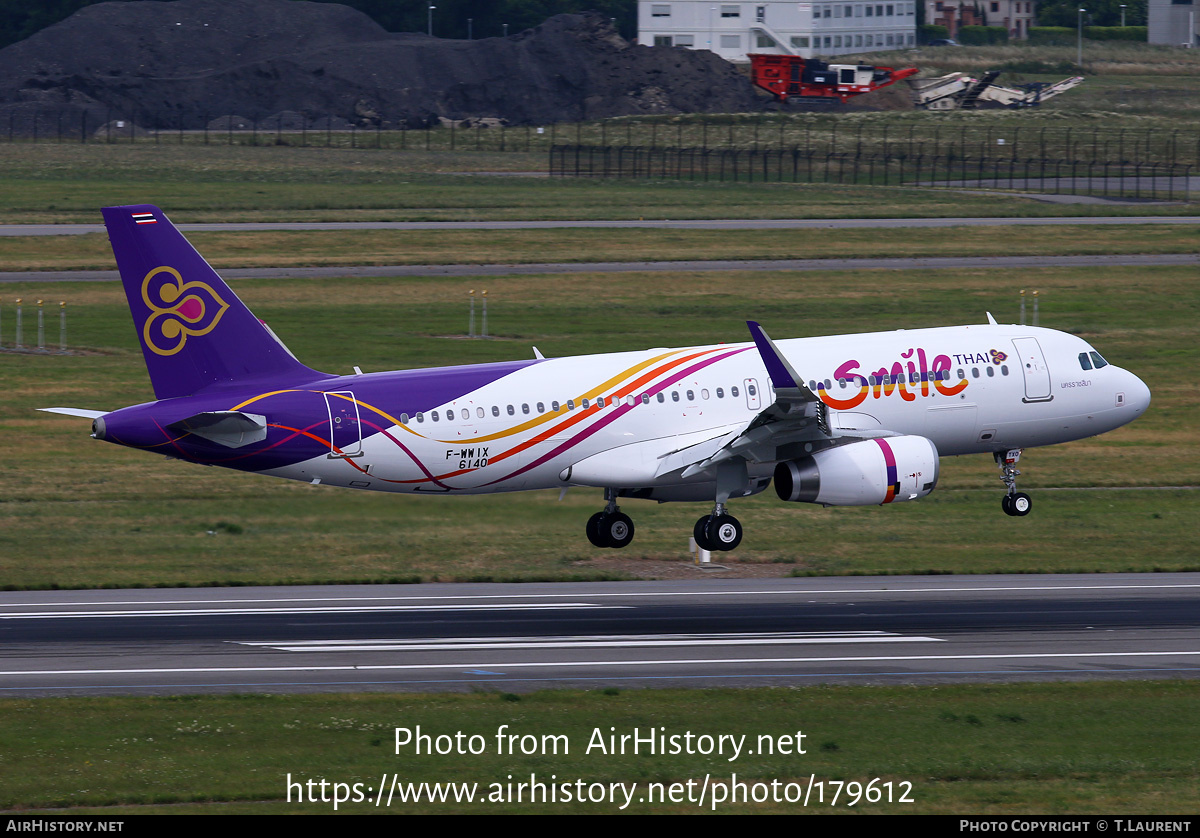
[
  {"xmin": 468, "ymin": 17, "xmax": 472, "ymax": 39},
  {"xmin": 427, "ymin": 4, "xmax": 435, "ymax": 37},
  {"xmin": 503, "ymin": 23, "xmax": 508, "ymax": 37},
  {"xmin": 1077, "ymin": 8, "xmax": 1085, "ymax": 67},
  {"xmin": 1120, "ymin": 4, "xmax": 1126, "ymax": 26}
]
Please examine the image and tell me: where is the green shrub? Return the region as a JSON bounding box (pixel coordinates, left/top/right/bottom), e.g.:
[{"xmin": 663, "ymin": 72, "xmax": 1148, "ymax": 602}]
[
  {"xmin": 1085, "ymin": 25, "xmax": 1148, "ymax": 41},
  {"xmin": 958, "ymin": 25, "xmax": 1010, "ymax": 45},
  {"xmin": 1029, "ymin": 26, "xmax": 1076, "ymax": 46},
  {"xmin": 918, "ymin": 23, "xmax": 949, "ymax": 44}
]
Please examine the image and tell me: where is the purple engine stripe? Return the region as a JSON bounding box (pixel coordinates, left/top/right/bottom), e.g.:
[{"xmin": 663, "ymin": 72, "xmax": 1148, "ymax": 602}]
[{"xmin": 873, "ymin": 437, "xmax": 900, "ymax": 500}]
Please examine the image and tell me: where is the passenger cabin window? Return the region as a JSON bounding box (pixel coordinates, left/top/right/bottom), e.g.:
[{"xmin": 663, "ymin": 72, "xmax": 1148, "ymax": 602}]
[
  {"xmin": 401, "ymin": 413, "xmax": 409, "ymax": 424},
  {"xmin": 492, "ymin": 406, "xmax": 500, "ymax": 417},
  {"xmin": 672, "ymin": 391, "xmax": 680, "ymax": 402},
  {"xmin": 732, "ymin": 386, "xmax": 740, "ymax": 397},
  {"xmin": 522, "ymin": 403, "xmax": 530, "ymax": 414},
  {"xmin": 507, "ymin": 404, "xmax": 515, "ymax": 415},
  {"xmin": 986, "ymin": 367, "xmax": 995, "ymax": 377},
  {"xmin": 537, "ymin": 402, "xmax": 545, "ymax": 413}
]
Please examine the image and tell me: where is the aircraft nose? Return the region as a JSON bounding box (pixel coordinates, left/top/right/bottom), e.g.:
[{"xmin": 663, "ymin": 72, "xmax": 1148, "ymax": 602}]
[{"xmin": 1125, "ymin": 371, "xmax": 1151, "ymax": 417}]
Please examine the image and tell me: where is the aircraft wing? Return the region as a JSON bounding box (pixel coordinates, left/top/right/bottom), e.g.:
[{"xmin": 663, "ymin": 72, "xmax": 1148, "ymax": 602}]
[{"xmin": 673, "ymin": 322, "xmax": 892, "ymax": 480}]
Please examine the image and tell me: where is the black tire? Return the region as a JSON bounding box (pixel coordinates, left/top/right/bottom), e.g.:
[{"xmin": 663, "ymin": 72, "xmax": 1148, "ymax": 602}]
[
  {"xmin": 1010, "ymin": 492, "xmax": 1032, "ymax": 516},
  {"xmin": 586, "ymin": 511, "xmax": 611, "ymax": 548},
  {"xmin": 693, "ymin": 516, "xmax": 715, "ymax": 552},
  {"xmin": 606, "ymin": 511, "xmax": 635, "ymax": 548},
  {"xmin": 1001, "ymin": 494, "xmax": 1014, "ymax": 516},
  {"xmin": 705, "ymin": 513, "xmax": 743, "ymax": 552}
]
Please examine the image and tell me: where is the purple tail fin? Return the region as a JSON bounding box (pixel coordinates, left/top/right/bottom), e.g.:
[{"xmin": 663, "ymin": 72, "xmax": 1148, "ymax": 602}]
[{"xmin": 103, "ymin": 205, "xmax": 322, "ymax": 400}]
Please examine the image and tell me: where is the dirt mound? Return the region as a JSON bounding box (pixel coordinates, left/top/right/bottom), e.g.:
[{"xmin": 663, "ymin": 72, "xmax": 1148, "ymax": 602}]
[{"xmin": 0, "ymin": 0, "xmax": 761, "ymax": 130}]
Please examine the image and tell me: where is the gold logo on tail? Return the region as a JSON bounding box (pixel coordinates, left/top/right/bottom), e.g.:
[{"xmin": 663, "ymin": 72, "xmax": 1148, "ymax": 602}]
[{"xmin": 141, "ymin": 266, "xmax": 230, "ymax": 356}]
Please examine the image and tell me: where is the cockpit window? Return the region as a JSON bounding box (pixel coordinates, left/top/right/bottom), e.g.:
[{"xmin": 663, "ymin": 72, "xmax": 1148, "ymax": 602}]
[
  {"xmin": 1078, "ymin": 352, "xmax": 1093, "ymax": 371},
  {"xmin": 1089, "ymin": 351, "xmax": 1108, "ymax": 369}
]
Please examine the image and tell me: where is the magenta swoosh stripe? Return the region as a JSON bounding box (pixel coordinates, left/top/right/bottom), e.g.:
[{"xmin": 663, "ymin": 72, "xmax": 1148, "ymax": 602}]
[{"xmin": 484, "ymin": 347, "xmax": 752, "ymax": 486}]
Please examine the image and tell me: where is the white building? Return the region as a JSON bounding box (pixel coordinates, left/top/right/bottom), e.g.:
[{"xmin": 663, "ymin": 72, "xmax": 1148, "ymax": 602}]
[
  {"xmin": 925, "ymin": 0, "xmax": 1035, "ymax": 40},
  {"xmin": 638, "ymin": 1, "xmax": 917, "ymax": 61},
  {"xmin": 1148, "ymin": 0, "xmax": 1198, "ymax": 46}
]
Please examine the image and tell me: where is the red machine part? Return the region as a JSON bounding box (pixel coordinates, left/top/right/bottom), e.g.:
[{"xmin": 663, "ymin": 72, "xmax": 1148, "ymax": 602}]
[{"xmin": 749, "ymin": 53, "xmax": 918, "ymax": 103}]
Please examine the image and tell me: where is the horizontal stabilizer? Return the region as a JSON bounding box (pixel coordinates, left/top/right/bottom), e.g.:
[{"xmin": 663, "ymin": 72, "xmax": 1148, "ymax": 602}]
[
  {"xmin": 38, "ymin": 407, "xmax": 108, "ymax": 419},
  {"xmin": 166, "ymin": 411, "xmax": 267, "ymax": 448}
]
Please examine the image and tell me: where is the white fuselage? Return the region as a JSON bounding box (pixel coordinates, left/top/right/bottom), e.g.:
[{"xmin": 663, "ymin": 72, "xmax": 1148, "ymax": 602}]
[{"xmin": 265, "ymin": 323, "xmax": 1151, "ymax": 498}]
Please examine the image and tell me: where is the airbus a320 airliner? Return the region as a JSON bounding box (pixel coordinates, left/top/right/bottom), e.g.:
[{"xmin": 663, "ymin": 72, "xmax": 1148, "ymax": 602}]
[{"xmin": 42, "ymin": 205, "xmax": 1151, "ymax": 552}]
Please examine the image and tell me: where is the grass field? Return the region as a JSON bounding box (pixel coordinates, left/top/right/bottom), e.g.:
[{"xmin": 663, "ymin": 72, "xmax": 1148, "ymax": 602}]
[
  {"xmin": 3, "ymin": 223, "xmax": 1199, "ymax": 271},
  {"xmin": 3, "ymin": 682, "xmax": 1199, "ymax": 813},
  {"xmin": 4, "ymin": 144, "xmax": 1196, "ymax": 226},
  {"xmin": 2, "ymin": 264, "xmax": 1195, "ymax": 589}
]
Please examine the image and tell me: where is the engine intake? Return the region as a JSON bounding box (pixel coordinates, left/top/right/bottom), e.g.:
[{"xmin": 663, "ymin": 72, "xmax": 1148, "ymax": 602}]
[{"xmin": 774, "ymin": 436, "xmax": 939, "ymax": 506}]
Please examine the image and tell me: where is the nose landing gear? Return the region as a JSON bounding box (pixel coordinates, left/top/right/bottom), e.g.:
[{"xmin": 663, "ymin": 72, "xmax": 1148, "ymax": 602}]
[{"xmin": 996, "ymin": 449, "xmax": 1032, "ymax": 517}]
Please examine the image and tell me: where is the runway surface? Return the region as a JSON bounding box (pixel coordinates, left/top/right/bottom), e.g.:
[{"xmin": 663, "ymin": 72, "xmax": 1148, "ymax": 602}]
[
  {"xmin": 2, "ymin": 574, "xmax": 1198, "ymax": 695},
  {"xmin": 3, "ymin": 216, "xmax": 1198, "ymax": 236}
]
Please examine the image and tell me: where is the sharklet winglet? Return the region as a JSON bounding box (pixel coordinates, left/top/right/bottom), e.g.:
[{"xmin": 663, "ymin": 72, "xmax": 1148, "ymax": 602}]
[{"xmin": 747, "ymin": 320, "xmax": 802, "ymax": 390}]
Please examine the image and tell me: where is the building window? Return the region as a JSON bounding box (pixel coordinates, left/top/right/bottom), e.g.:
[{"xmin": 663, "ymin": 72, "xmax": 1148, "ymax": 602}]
[
  {"xmin": 887, "ymin": 3, "xmax": 894, "ymax": 14},
  {"xmin": 720, "ymin": 34, "xmax": 741, "ymax": 47},
  {"xmin": 675, "ymin": 33, "xmax": 695, "ymax": 46},
  {"xmin": 790, "ymin": 35, "xmax": 810, "ymax": 47},
  {"xmin": 990, "ymin": 1, "xmax": 999, "ymax": 10},
  {"xmin": 651, "ymin": 4, "xmax": 671, "ymax": 15},
  {"xmin": 756, "ymin": 34, "xmax": 776, "ymax": 47},
  {"xmin": 654, "ymin": 35, "xmax": 673, "ymax": 46},
  {"xmin": 834, "ymin": 34, "xmax": 842, "ymax": 46},
  {"xmin": 721, "ymin": 4, "xmax": 741, "ymax": 16},
  {"xmin": 866, "ymin": 4, "xmax": 873, "ymax": 15}
]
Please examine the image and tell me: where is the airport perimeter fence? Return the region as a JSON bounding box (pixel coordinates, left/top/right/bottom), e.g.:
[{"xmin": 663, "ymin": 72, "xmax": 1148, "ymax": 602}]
[
  {"xmin": 3, "ymin": 107, "xmax": 1200, "ymax": 171},
  {"xmin": 548, "ymin": 144, "xmax": 1194, "ymax": 201}
]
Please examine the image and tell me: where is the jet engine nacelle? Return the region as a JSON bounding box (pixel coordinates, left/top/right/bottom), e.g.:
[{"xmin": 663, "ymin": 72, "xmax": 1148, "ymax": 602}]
[{"xmin": 774, "ymin": 436, "xmax": 939, "ymax": 506}]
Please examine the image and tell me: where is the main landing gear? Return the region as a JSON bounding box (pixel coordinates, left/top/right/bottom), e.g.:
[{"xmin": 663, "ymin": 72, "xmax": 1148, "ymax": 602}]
[
  {"xmin": 996, "ymin": 448, "xmax": 1032, "ymax": 517},
  {"xmin": 693, "ymin": 506, "xmax": 743, "ymax": 552},
  {"xmin": 586, "ymin": 489, "xmax": 635, "ymax": 548}
]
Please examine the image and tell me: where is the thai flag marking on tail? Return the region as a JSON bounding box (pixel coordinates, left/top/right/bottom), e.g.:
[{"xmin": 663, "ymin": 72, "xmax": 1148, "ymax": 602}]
[{"xmin": 132, "ymin": 212, "xmax": 157, "ymax": 225}]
